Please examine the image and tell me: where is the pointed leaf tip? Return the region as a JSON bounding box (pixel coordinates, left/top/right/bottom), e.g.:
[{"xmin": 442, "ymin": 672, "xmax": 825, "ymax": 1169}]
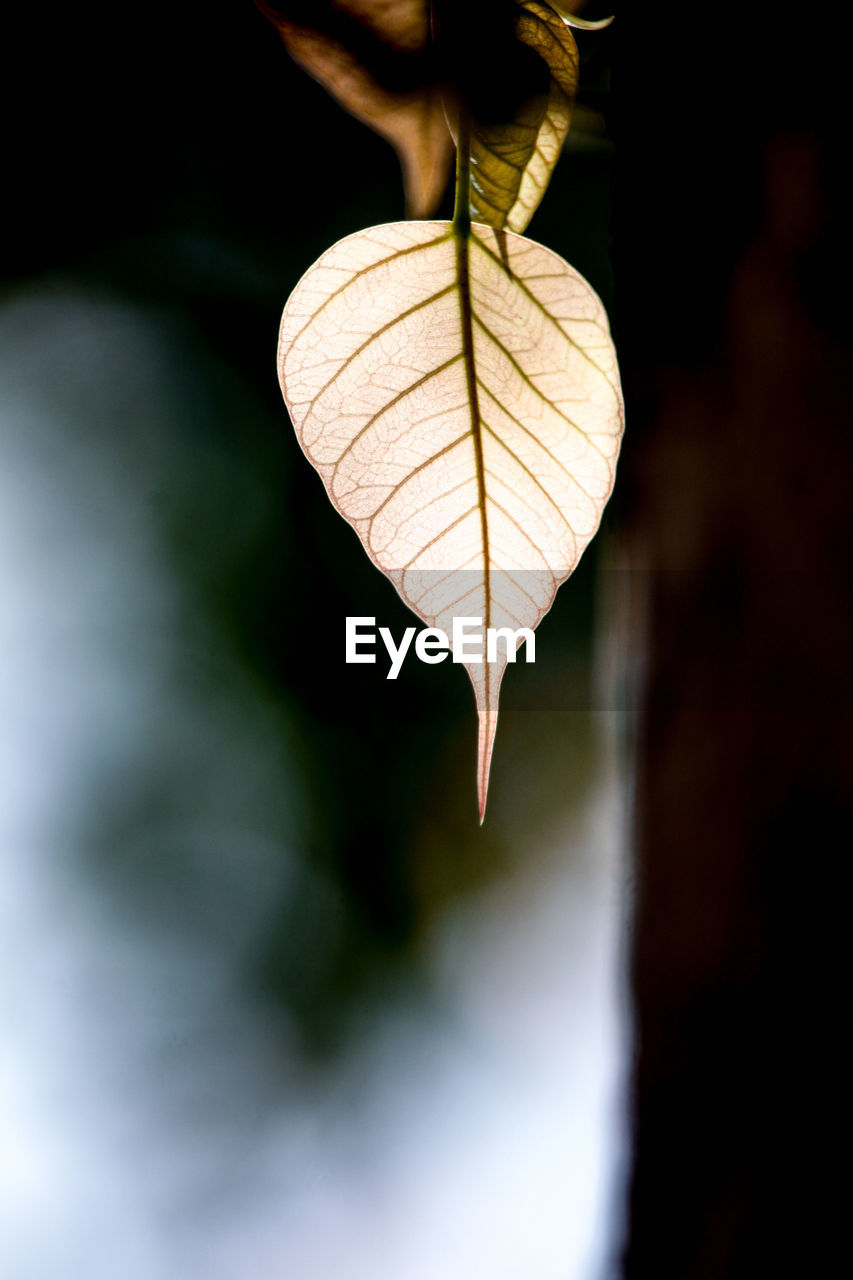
[{"xmin": 472, "ymin": 660, "xmax": 502, "ymax": 822}]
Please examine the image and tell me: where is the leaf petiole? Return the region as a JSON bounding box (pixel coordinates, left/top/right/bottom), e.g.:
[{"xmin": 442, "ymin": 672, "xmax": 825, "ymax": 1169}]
[{"xmin": 452, "ymin": 106, "xmax": 472, "ymax": 237}]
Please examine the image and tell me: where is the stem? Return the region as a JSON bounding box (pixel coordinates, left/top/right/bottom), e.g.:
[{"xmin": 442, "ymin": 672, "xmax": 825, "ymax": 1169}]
[
  {"xmin": 452, "ymin": 107, "xmax": 472, "ymax": 235},
  {"xmin": 452, "ymin": 103, "xmax": 492, "ymax": 818}
]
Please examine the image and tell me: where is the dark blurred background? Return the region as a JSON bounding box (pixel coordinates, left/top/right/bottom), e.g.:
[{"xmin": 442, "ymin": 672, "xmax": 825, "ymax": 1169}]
[
  {"xmin": 2, "ymin": 1, "xmax": 851, "ymax": 1277},
  {"xmin": 611, "ymin": 4, "xmax": 853, "ymax": 1277}
]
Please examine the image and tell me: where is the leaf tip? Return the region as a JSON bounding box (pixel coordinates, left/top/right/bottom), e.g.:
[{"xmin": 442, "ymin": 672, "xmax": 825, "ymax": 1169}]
[
  {"xmin": 473, "ymin": 667, "xmax": 501, "ymax": 826},
  {"xmin": 477, "ymin": 778, "xmax": 489, "ymax": 825}
]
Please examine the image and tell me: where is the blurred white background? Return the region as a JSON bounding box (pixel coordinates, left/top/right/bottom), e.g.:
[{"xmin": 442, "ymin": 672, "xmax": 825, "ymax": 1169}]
[{"xmin": 1, "ymin": 287, "xmax": 627, "ymax": 1280}]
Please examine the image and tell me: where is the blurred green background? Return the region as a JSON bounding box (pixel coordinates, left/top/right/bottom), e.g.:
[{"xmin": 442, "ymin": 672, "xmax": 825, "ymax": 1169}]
[{"xmin": 1, "ymin": 4, "xmax": 626, "ymax": 1278}]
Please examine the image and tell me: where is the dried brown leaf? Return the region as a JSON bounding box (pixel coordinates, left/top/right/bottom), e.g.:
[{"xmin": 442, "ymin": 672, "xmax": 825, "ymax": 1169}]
[{"xmin": 261, "ymin": 0, "xmax": 452, "ymax": 217}]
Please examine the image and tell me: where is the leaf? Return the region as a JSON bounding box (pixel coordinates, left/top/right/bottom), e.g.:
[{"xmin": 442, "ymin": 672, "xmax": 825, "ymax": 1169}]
[
  {"xmin": 278, "ymin": 219, "xmax": 623, "ymax": 818},
  {"xmin": 464, "ymin": 1, "xmax": 580, "ymax": 234},
  {"xmin": 258, "ymin": 0, "xmax": 452, "ymax": 218},
  {"xmin": 548, "ymin": 2, "xmax": 615, "ymax": 31}
]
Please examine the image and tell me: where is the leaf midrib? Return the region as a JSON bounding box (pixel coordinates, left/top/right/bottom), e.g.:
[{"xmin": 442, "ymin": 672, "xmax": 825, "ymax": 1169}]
[{"xmin": 454, "ymin": 196, "xmax": 491, "ymax": 728}]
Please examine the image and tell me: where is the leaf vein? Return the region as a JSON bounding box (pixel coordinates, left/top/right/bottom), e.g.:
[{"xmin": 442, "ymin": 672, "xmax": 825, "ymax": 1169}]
[
  {"xmin": 286, "ymin": 231, "xmax": 452, "ymax": 353},
  {"xmin": 303, "ymin": 283, "xmax": 456, "ymax": 420},
  {"xmin": 327, "ymin": 353, "xmax": 464, "ymax": 481},
  {"xmin": 472, "ymin": 317, "xmax": 611, "ymax": 466}
]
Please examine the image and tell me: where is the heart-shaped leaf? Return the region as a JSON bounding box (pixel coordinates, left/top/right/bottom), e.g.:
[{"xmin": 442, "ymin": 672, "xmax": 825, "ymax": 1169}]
[
  {"xmin": 259, "ymin": 0, "xmax": 452, "ymax": 217},
  {"xmin": 464, "ymin": 1, "xmax": 581, "ymax": 233},
  {"xmin": 278, "ymin": 219, "xmax": 623, "ymax": 817}
]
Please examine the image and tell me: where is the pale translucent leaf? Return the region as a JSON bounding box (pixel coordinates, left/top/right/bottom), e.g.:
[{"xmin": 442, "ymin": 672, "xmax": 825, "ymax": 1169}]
[
  {"xmin": 278, "ymin": 220, "xmax": 623, "ymax": 817},
  {"xmin": 262, "ymin": 0, "xmax": 452, "ymax": 218},
  {"xmin": 467, "ymin": 1, "xmax": 580, "ymax": 233}
]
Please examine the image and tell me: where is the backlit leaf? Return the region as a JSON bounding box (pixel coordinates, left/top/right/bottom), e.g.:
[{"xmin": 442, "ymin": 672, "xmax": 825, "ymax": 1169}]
[
  {"xmin": 465, "ymin": 1, "xmax": 580, "ymax": 233},
  {"xmin": 259, "ymin": 0, "xmax": 452, "ymax": 217},
  {"xmin": 278, "ymin": 220, "xmax": 623, "ymax": 817}
]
